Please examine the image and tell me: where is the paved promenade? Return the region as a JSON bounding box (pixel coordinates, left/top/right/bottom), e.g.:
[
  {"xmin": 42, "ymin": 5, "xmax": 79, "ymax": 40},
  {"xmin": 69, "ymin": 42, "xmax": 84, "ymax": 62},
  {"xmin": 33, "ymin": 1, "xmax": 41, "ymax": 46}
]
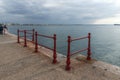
[{"xmin": 0, "ymin": 34, "xmax": 120, "ymax": 80}]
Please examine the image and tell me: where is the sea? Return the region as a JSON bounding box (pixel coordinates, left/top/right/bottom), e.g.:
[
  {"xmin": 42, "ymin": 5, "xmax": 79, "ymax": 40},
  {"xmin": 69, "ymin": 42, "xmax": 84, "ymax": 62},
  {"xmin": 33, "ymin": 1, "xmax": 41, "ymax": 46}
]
[{"xmin": 8, "ymin": 24, "xmax": 120, "ymax": 67}]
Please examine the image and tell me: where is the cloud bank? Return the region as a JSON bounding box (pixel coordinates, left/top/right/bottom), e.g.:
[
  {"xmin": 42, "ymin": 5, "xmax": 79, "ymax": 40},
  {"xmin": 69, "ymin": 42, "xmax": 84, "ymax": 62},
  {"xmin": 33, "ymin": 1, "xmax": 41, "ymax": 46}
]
[{"xmin": 0, "ymin": 0, "xmax": 120, "ymax": 24}]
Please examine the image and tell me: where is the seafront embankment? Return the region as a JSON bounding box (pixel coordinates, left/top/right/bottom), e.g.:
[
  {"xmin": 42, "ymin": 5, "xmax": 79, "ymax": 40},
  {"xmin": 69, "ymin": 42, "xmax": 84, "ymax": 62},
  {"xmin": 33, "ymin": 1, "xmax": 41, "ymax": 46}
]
[{"xmin": 0, "ymin": 33, "xmax": 120, "ymax": 80}]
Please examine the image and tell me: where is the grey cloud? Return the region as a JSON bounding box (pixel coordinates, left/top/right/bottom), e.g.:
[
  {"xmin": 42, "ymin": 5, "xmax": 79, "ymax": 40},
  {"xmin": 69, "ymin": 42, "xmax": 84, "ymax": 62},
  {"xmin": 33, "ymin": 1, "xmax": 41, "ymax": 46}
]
[
  {"xmin": 0, "ymin": 0, "xmax": 120, "ymax": 24},
  {"xmin": 2, "ymin": 0, "xmax": 33, "ymax": 15}
]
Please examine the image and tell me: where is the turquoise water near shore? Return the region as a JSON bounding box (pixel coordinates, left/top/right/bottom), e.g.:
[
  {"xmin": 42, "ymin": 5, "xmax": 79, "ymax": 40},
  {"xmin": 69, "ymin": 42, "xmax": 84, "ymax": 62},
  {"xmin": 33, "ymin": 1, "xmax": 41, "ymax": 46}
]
[{"xmin": 8, "ymin": 24, "xmax": 120, "ymax": 66}]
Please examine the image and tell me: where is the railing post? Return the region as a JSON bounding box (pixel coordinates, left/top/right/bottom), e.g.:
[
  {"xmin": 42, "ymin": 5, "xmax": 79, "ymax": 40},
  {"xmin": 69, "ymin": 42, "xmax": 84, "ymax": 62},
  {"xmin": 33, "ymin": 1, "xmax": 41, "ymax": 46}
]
[
  {"xmin": 87, "ymin": 33, "xmax": 91, "ymax": 60},
  {"xmin": 17, "ymin": 29, "xmax": 20, "ymax": 43},
  {"xmin": 24, "ymin": 30, "xmax": 27, "ymax": 47},
  {"xmin": 34, "ymin": 31, "xmax": 38, "ymax": 52},
  {"xmin": 53, "ymin": 34, "xmax": 57, "ymax": 64},
  {"xmin": 32, "ymin": 29, "xmax": 35, "ymax": 42},
  {"xmin": 66, "ymin": 36, "xmax": 71, "ymax": 71}
]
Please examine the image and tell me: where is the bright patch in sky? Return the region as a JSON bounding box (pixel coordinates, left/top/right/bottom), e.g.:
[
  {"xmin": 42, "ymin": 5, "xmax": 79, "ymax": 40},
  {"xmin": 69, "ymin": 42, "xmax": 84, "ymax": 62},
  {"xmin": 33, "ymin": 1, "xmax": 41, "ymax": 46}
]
[{"xmin": 94, "ymin": 17, "xmax": 120, "ymax": 24}]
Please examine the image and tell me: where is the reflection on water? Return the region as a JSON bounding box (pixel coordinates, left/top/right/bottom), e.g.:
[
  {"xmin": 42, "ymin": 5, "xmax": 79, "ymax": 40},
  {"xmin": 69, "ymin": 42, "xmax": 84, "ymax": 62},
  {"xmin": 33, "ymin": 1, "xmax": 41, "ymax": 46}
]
[{"xmin": 8, "ymin": 25, "xmax": 120, "ymax": 66}]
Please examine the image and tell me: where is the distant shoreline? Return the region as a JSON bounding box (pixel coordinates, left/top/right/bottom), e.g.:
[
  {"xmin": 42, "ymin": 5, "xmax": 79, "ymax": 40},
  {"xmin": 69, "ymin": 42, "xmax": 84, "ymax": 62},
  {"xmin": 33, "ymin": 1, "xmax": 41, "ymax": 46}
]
[
  {"xmin": 114, "ymin": 24, "xmax": 120, "ymax": 26},
  {"xmin": 7, "ymin": 24, "xmax": 114, "ymax": 26}
]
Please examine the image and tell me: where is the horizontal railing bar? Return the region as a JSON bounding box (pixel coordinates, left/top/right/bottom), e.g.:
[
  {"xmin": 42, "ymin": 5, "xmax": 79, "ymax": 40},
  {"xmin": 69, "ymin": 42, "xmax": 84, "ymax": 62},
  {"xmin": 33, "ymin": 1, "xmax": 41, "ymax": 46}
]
[
  {"xmin": 38, "ymin": 43, "xmax": 53, "ymax": 51},
  {"xmin": 26, "ymin": 32, "xmax": 33, "ymax": 34},
  {"xmin": 19, "ymin": 30, "xmax": 24, "ymax": 32},
  {"xmin": 71, "ymin": 36, "xmax": 88, "ymax": 42},
  {"xmin": 71, "ymin": 48, "xmax": 88, "ymax": 56},
  {"xmin": 37, "ymin": 33, "xmax": 54, "ymax": 39},
  {"xmin": 19, "ymin": 29, "xmax": 34, "ymax": 32},
  {"xmin": 26, "ymin": 30, "xmax": 33, "ymax": 31}
]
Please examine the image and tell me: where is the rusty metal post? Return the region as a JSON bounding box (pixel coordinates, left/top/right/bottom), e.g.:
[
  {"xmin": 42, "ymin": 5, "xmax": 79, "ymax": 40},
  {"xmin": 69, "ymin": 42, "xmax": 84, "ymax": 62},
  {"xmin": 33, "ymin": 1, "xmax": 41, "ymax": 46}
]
[
  {"xmin": 53, "ymin": 34, "xmax": 57, "ymax": 64},
  {"xmin": 24, "ymin": 30, "xmax": 27, "ymax": 47},
  {"xmin": 87, "ymin": 33, "xmax": 91, "ymax": 60},
  {"xmin": 17, "ymin": 29, "xmax": 20, "ymax": 43},
  {"xmin": 65, "ymin": 36, "xmax": 71, "ymax": 71},
  {"xmin": 32, "ymin": 29, "xmax": 35, "ymax": 42},
  {"xmin": 34, "ymin": 31, "xmax": 38, "ymax": 52}
]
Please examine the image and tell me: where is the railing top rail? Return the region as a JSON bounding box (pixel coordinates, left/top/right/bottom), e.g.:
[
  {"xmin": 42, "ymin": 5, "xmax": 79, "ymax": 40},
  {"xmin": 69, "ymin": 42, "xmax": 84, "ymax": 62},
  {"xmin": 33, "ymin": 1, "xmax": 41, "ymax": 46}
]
[
  {"xmin": 19, "ymin": 30, "xmax": 24, "ymax": 32},
  {"xmin": 37, "ymin": 33, "xmax": 54, "ymax": 39},
  {"xmin": 71, "ymin": 36, "xmax": 88, "ymax": 42},
  {"xmin": 26, "ymin": 29, "xmax": 34, "ymax": 31},
  {"xmin": 26, "ymin": 31, "xmax": 33, "ymax": 34},
  {"xmin": 18, "ymin": 29, "xmax": 34, "ymax": 32}
]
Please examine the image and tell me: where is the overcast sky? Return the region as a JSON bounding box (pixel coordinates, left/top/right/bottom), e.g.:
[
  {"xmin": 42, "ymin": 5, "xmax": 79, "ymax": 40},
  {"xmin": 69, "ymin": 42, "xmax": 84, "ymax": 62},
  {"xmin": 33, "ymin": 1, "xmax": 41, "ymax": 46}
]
[{"xmin": 0, "ymin": 0, "xmax": 120, "ymax": 24}]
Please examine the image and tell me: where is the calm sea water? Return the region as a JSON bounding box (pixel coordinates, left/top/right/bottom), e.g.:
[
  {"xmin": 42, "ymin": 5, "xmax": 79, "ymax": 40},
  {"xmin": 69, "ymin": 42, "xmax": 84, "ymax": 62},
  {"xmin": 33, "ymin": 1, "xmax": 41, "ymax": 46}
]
[{"xmin": 8, "ymin": 24, "xmax": 120, "ymax": 66}]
